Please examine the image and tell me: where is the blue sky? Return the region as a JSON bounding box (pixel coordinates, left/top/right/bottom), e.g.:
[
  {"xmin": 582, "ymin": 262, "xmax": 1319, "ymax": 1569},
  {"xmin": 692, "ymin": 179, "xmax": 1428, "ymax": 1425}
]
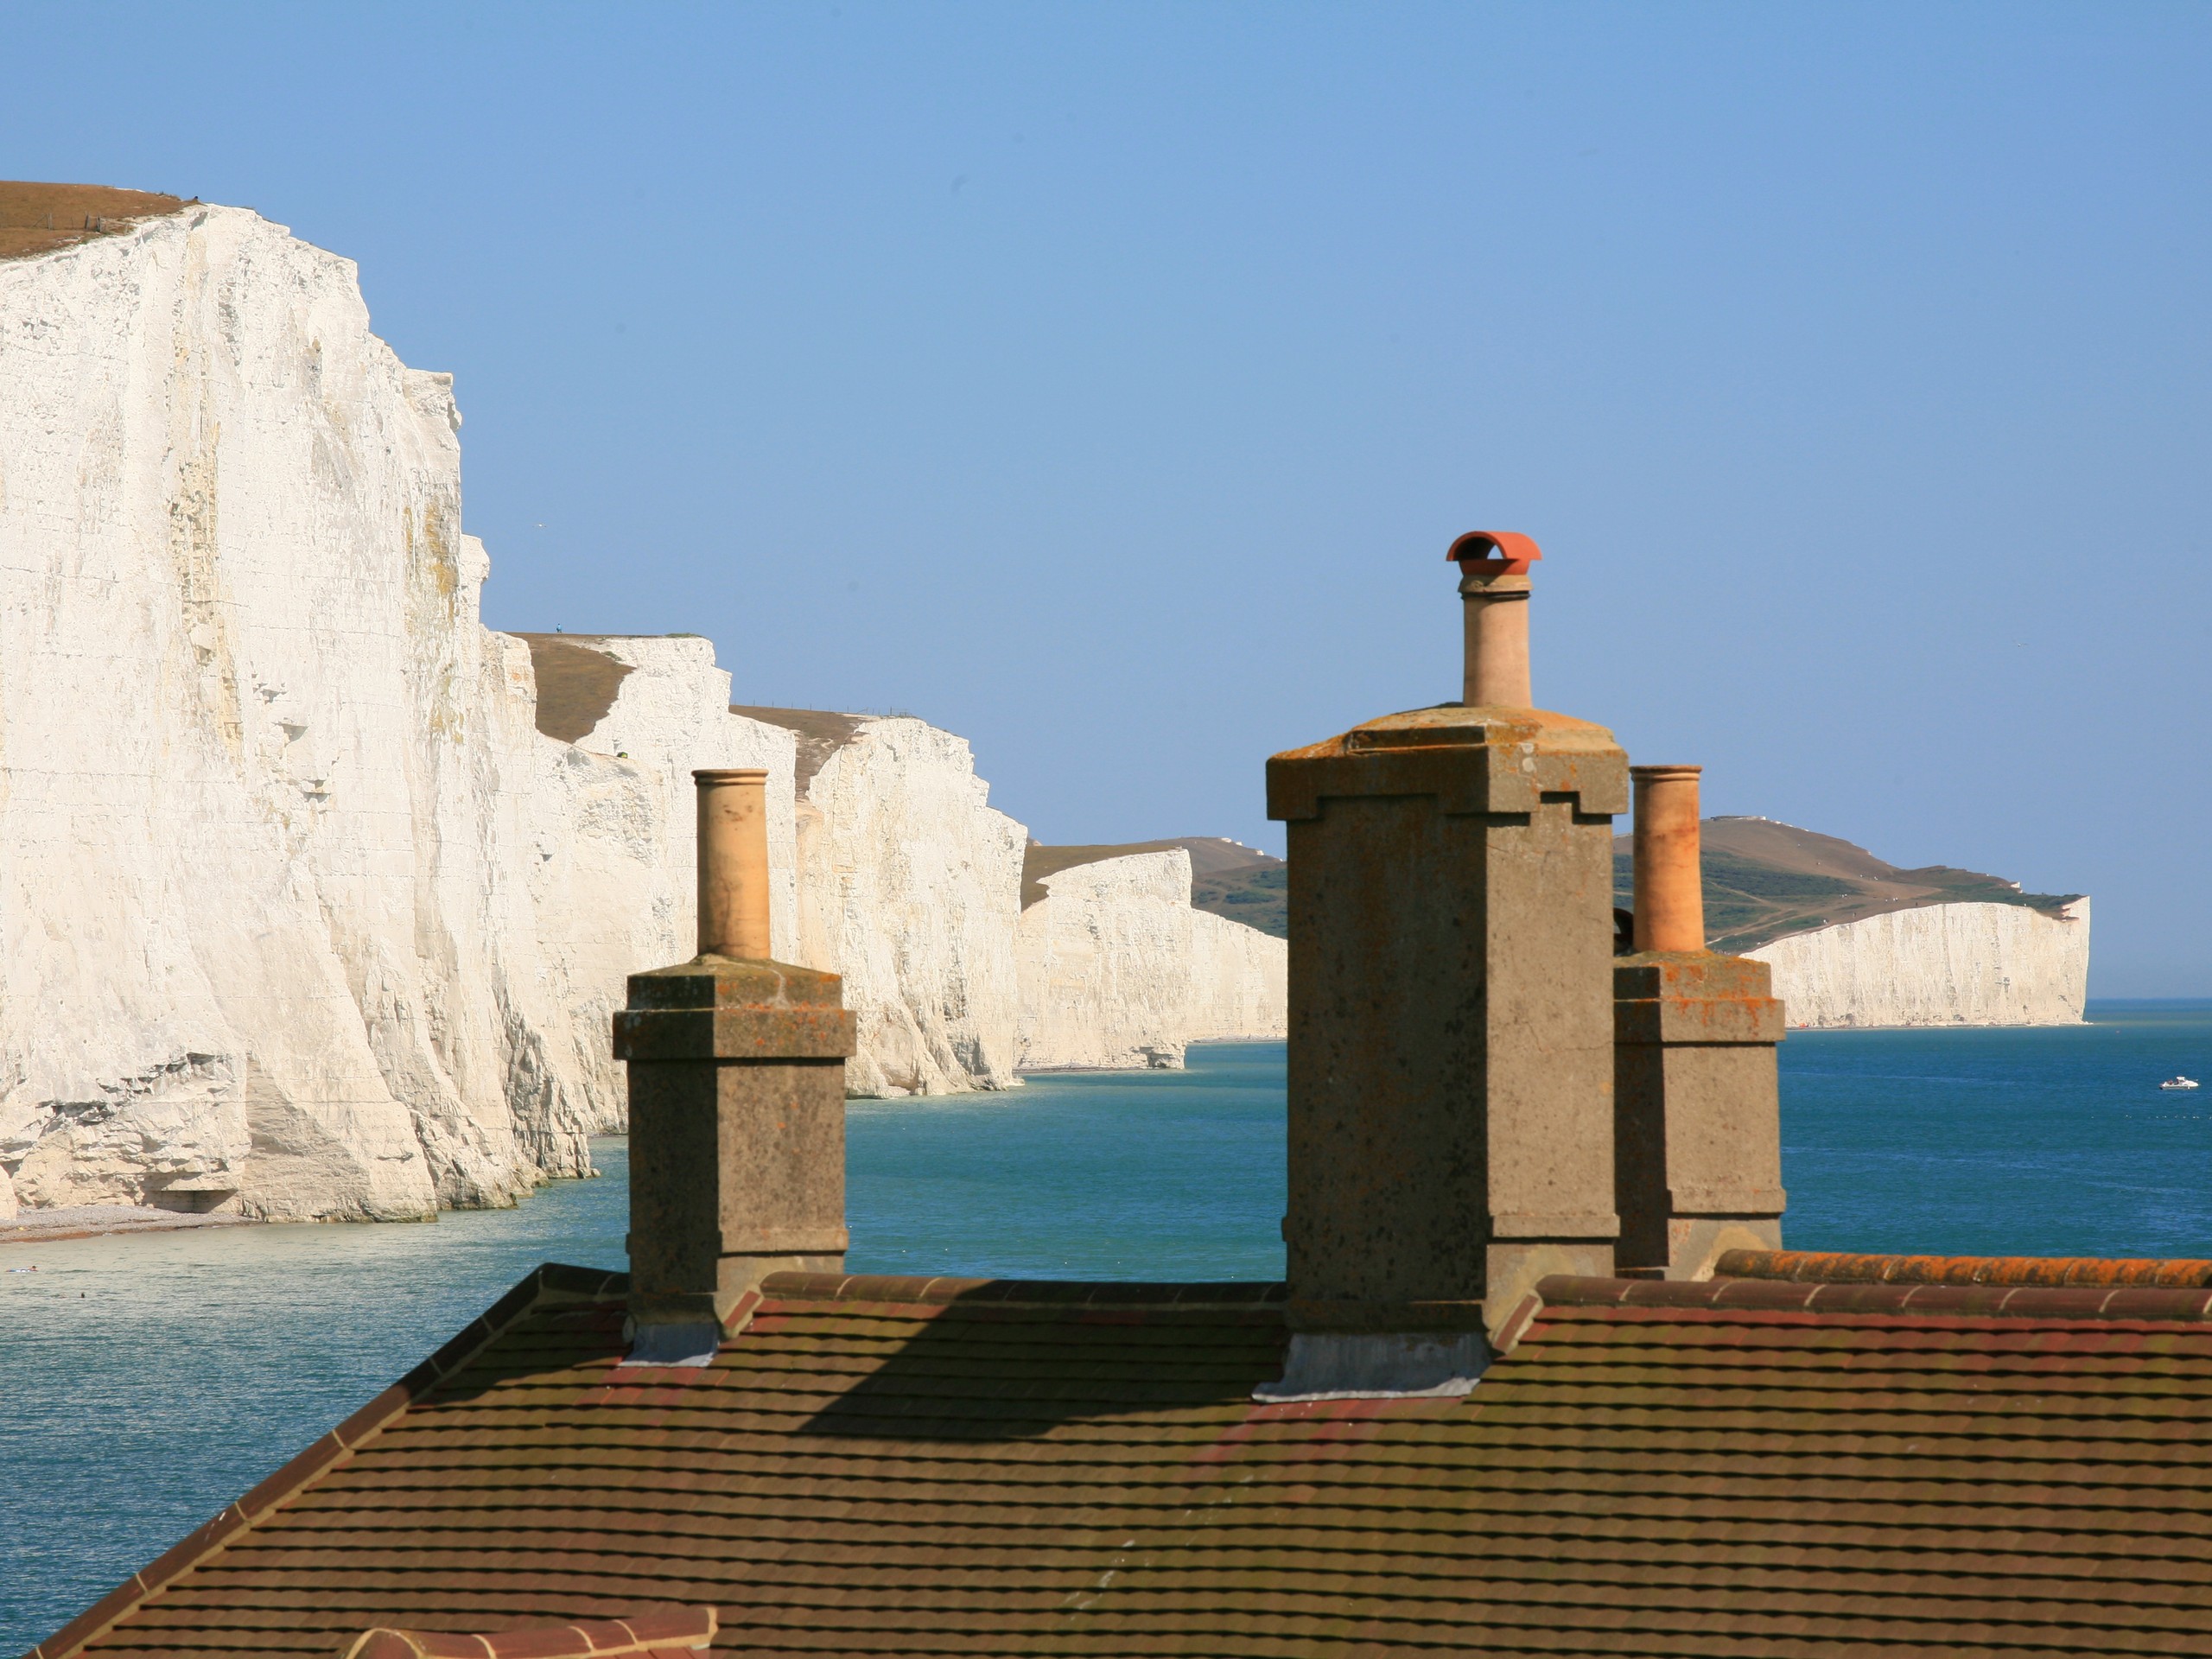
[{"xmin": 6, "ymin": 3, "xmax": 2207, "ymax": 993}]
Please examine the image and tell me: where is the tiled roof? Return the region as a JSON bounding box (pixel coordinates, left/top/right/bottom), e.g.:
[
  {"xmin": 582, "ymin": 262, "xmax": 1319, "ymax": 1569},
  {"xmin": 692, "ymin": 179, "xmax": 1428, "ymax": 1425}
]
[{"xmin": 35, "ymin": 1262, "xmax": 2212, "ymax": 1659}]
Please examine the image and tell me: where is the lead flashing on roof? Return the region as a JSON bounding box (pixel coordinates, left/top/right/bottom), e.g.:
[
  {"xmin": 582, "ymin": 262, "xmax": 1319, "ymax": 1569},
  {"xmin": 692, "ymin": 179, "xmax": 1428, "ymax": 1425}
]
[
  {"xmin": 619, "ymin": 1318, "xmax": 720, "ymax": 1367},
  {"xmin": 1252, "ymin": 1330, "xmax": 1489, "ymax": 1402}
]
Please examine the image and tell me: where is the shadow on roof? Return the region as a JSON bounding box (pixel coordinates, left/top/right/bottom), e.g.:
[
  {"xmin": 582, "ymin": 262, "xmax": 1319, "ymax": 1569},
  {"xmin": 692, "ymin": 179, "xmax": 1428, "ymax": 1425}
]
[{"xmin": 782, "ymin": 1275, "xmax": 1290, "ymax": 1443}]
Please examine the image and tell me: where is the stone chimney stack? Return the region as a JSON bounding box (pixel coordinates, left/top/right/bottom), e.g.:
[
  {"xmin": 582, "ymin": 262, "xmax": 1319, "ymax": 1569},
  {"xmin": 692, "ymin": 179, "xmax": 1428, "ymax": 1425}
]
[
  {"xmin": 613, "ymin": 768, "xmax": 856, "ymax": 1365},
  {"xmin": 1613, "ymin": 768, "xmax": 1787, "ymax": 1280},
  {"xmin": 1258, "ymin": 531, "xmax": 1627, "ymax": 1400}
]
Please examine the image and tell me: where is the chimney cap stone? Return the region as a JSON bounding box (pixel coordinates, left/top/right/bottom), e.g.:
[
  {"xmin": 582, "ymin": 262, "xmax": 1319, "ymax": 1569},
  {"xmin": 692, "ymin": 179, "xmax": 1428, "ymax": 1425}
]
[
  {"xmin": 1268, "ymin": 703, "xmax": 1630, "ymax": 823},
  {"xmin": 625, "ymin": 956, "xmax": 849, "ymax": 1012}
]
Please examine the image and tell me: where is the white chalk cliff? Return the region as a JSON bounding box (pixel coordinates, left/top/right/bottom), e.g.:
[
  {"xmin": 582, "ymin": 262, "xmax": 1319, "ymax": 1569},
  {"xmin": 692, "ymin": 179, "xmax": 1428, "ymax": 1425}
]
[
  {"xmin": 1017, "ymin": 851, "xmax": 1288, "ymax": 1071},
  {"xmin": 1685, "ymin": 817, "xmax": 2092, "ymax": 1030},
  {"xmin": 782, "ymin": 715, "xmax": 1028, "ymax": 1098},
  {"xmin": 1749, "ymin": 899, "xmax": 2091, "ymax": 1029},
  {"xmin": 0, "ymin": 200, "xmax": 593, "ymax": 1220},
  {"xmin": 545, "ymin": 681, "xmax": 1039, "ymax": 1101},
  {"xmin": 509, "ymin": 634, "xmax": 804, "ymax": 1133},
  {"xmin": 0, "ymin": 193, "xmax": 1288, "ymax": 1218}
]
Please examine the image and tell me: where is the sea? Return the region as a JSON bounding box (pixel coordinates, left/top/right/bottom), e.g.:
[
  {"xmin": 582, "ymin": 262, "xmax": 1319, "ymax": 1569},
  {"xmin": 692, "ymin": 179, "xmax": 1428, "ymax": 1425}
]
[{"xmin": 4, "ymin": 999, "xmax": 2209, "ymax": 1653}]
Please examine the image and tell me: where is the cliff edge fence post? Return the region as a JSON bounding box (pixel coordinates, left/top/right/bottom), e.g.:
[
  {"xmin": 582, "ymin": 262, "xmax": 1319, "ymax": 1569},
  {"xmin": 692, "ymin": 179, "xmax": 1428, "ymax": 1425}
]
[
  {"xmin": 1614, "ymin": 765, "xmax": 1787, "ymax": 1280},
  {"xmin": 1257, "ymin": 531, "xmax": 1629, "ymax": 1400},
  {"xmin": 613, "ymin": 769, "xmax": 857, "ymax": 1365}
]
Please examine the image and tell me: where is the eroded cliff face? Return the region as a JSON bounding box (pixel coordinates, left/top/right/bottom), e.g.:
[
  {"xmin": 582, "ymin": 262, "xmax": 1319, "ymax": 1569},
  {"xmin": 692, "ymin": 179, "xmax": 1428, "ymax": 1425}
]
[
  {"xmin": 0, "ymin": 190, "xmax": 1789, "ymax": 1221},
  {"xmin": 505, "ymin": 636, "xmax": 803, "ymax": 1133},
  {"xmin": 1749, "ymin": 899, "xmax": 2090, "ymax": 1028},
  {"xmin": 0, "ymin": 202, "xmax": 592, "ymax": 1218},
  {"xmin": 518, "ymin": 678, "xmax": 1031, "ymax": 1104},
  {"xmin": 1186, "ymin": 906, "xmax": 1291, "ymax": 1044},
  {"xmin": 1017, "ymin": 851, "xmax": 1288, "ymax": 1071},
  {"xmin": 785, "ymin": 716, "xmax": 1028, "ymax": 1097},
  {"xmin": 537, "ymin": 686, "xmax": 1287, "ymax": 1099}
]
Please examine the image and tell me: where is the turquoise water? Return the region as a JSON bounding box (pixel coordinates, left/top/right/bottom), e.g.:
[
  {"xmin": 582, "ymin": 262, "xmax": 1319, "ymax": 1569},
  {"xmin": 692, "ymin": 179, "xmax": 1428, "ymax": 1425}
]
[
  {"xmin": 1779, "ymin": 1001, "xmax": 2212, "ymax": 1257},
  {"xmin": 846, "ymin": 1042, "xmax": 1288, "ymax": 1280},
  {"xmin": 5, "ymin": 1008, "xmax": 2209, "ymax": 1652}
]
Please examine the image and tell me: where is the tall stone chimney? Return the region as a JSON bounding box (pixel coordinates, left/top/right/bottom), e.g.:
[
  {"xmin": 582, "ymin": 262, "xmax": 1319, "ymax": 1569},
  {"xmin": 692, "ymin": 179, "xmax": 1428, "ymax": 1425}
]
[
  {"xmin": 1613, "ymin": 766, "xmax": 1786, "ymax": 1279},
  {"xmin": 1257, "ymin": 532, "xmax": 1627, "ymax": 1400},
  {"xmin": 613, "ymin": 768, "xmax": 856, "ymax": 1364}
]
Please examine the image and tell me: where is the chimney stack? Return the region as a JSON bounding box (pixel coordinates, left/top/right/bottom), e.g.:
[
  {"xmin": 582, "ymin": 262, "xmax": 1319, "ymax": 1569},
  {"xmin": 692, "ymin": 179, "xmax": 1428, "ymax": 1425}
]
[
  {"xmin": 613, "ymin": 768, "xmax": 856, "ymax": 1365},
  {"xmin": 1259, "ymin": 531, "xmax": 1625, "ymax": 1400},
  {"xmin": 1451, "ymin": 530, "xmax": 1539, "ymax": 708},
  {"xmin": 1613, "ymin": 772, "xmax": 1787, "ymax": 1279}
]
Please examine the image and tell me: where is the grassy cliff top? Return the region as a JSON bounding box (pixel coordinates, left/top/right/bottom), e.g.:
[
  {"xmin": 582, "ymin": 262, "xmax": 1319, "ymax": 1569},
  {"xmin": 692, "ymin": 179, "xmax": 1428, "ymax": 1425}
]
[
  {"xmin": 0, "ymin": 182, "xmax": 188, "ymax": 261},
  {"xmin": 512, "ymin": 634, "xmax": 633, "ymax": 743}
]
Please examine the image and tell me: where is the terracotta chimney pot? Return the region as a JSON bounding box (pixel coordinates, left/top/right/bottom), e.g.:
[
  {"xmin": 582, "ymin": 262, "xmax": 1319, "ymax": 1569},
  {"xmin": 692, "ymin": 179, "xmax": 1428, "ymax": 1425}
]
[
  {"xmin": 696, "ymin": 768, "xmax": 772, "ymax": 959},
  {"xmin": 1630, "ymin": 765, "xmax": 1705, "ymax": 953},
  {"xmin": 1448, "ymin": 530, "xmax": 1541, "ymax": 708}
]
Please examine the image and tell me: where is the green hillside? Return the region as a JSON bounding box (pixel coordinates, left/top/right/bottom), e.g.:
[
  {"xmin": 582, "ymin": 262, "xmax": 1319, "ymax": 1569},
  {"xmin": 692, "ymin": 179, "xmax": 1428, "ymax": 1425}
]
[{"xmin": 1192, "ymin": 858, "xmax": 1287, "ymax": 938}]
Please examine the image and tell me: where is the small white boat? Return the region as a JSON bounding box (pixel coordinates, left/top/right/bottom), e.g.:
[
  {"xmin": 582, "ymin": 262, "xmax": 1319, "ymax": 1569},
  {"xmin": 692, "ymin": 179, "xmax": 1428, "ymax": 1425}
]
[{"xmin": 2160, "ymin": 1076, "xmax": 2201, "ymax": 1091}]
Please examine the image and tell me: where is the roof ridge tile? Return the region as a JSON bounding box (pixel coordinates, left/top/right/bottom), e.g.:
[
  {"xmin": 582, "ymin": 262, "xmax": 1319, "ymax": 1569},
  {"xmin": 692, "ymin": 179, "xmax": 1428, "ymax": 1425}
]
[
  {"xmin": 1717, "ymin": 1249, "xmax": 2212, "ymax": 1288},
  {"xmin": 1541, "ymin": 1274, "xmax": 2212, "ymax": 1324},
  {"xmin": 757, "ymin": 1273, "xmax": 1289, "ymax": 1312}
]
